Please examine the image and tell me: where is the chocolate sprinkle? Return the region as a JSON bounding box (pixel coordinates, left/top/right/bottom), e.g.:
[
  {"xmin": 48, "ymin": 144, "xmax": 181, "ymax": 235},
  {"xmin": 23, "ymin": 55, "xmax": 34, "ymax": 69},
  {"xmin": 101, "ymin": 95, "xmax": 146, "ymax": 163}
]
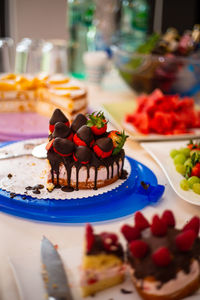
[
  {"xmin": 141, "ymin": 181, "xmax": 150, "ymax": 190},
  {"xmin": 120, "ymin": 288, "xmax": 133, "ymax": 294},
  {"xmin": 10, "ymin": 192, "xmax": 16, "ymax": 199}
]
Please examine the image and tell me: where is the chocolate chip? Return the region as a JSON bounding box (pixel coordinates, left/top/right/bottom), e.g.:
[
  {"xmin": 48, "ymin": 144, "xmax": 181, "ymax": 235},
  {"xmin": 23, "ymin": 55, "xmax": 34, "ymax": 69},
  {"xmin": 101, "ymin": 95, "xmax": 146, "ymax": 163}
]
[
  {"xmin": 120, "ymin": 288, "xmax": 133, "ymax": 294},
  {"xmin": 141, "ymin": 181, "xmax": 150, "ymax": 190},
  {"xmin": 7, "ymin": 173, "xmax": 12, "ymax": 179}
]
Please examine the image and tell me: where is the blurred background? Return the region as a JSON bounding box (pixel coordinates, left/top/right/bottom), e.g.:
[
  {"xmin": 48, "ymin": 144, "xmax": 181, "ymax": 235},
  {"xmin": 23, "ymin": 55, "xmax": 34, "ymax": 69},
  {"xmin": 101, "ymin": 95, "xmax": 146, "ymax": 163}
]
[{"xmin": 1, "ymin": 0, "xmax": 200, "ymax": 95}]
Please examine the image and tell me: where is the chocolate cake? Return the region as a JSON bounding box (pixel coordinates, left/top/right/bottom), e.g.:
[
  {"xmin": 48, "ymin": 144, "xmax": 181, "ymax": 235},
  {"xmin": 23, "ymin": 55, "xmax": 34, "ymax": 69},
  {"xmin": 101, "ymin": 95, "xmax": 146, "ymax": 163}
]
[
  {"xmin": 46, "ymin": 109, "xmax": 128, "ymax": 192},
  {"xmin": 121, "ymin": 210, "xmax": 200, "ymax": 300}
]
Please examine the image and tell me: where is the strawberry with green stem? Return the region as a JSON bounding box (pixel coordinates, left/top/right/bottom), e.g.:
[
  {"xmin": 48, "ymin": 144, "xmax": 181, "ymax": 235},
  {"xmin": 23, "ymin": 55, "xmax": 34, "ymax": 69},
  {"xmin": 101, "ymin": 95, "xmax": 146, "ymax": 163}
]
[
  {"xmin": 108, "ymin": 130, "xmax": 128, "ymax": 155},
  {"xmin": 87, "ymin": 111, "xmax": 107, "ymax": 135}
]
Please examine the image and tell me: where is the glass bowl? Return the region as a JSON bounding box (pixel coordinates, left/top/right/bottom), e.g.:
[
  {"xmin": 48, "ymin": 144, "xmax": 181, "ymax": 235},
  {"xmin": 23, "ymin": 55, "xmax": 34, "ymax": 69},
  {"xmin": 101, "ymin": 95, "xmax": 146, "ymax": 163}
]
[{"xmin": 112, "ymin": 46, "xmax": 200, "ymax": 99}]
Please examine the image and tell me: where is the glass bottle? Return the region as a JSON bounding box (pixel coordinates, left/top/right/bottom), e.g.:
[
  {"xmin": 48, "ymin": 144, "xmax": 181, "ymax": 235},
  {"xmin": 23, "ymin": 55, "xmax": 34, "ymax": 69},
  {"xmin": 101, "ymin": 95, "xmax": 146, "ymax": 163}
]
[{"xmin": 67, "ymin": 0, "xmax": 95, "ymax": 78}]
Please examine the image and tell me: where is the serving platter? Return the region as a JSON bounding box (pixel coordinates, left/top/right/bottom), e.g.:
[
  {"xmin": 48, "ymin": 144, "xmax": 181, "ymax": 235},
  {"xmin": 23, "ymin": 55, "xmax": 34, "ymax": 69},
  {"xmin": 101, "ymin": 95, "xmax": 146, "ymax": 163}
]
[
  {"xmin": 102, "ymin": 101, "xmax": 200, "ymax": 142},
  {"xmin": 0, "ymin": 140, "xmax": 164, "ymax": 223},
  {"xmin": 141, "ymin": 140, "xmax": 200, "ymax": 206}
]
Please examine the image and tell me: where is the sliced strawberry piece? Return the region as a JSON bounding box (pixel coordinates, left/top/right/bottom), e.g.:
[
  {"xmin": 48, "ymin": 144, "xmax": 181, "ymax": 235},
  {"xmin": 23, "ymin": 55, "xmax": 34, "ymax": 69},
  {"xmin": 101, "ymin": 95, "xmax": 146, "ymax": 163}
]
[
  {"xmin": 151, "ymin": 215, "xmax": 167, "ymax": 236},
  {"xmin": 86, "ymin": 224, "xmax": 95, "ymax": 252},
  {"xmin": 152, "ymin": 247, "xmax": 171, "ymax": 267},
  {"xmin": 134, "ymin": 211, "xmax": 149, "ymax": 230},
  {"xmin": 121, "ymin": 224, "xmax": 141, "ymax": 242},
  {"xmin": 129, "ymin": 240, "xmax": 149, "ymax": 259},
  {"xmin": 45, "ymin": 139, "xmax": 54, "ymax": 151},
  {"xmin": 175, "ymin": 230, "xmax": 196, "ymax": 252},
  {"xmin": 87, "ymin": 111, "xmax": 107, "ymax": 136},
  {"xmin": 182, "ymin": 216, "xmax": 200, "ymax": 237},
  {"xmin": 161, "ymin": 210, "xmax": 175, "ymax": 227}
]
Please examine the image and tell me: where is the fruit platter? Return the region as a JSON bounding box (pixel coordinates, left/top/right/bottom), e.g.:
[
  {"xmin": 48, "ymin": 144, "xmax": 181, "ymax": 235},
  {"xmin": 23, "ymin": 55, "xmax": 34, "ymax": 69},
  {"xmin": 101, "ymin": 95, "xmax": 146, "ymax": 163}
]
[{"xmin": 142, "ymin": 140, "xmax": 200, "ymax": 206}]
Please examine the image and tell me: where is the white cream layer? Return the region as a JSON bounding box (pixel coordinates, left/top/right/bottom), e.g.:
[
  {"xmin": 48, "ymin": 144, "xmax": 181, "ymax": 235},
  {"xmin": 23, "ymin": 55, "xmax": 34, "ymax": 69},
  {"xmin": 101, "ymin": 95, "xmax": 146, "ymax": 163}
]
[
  {"xmin": 47, "ymin": 161, "xmax": 123, "ymax": 184},
  {"xmin": 131, "ymin": 260, "xmax": 200, "ymax": 296},
  {"xmin": 80, "ymin": 265, "xmax": 125, "ymax": 287}
]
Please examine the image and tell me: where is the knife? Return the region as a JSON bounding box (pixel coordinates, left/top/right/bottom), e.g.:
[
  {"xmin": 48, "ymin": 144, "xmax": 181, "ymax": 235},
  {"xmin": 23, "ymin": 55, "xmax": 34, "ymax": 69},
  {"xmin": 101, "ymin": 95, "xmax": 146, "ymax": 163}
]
[{"xmin": 41, "ymin": 236, "xmax": 74, "ymax": 300}]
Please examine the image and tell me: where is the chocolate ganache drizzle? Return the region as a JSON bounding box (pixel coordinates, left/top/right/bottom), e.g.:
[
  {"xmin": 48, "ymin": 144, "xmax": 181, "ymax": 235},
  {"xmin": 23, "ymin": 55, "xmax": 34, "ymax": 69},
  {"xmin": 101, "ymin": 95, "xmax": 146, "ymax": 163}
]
[
  {"xmin": 127, "ymin": 227, "xmax": 200, "ymax": 287},
  {"xmin": 47, "ymin": 111, "xmax": 127, "ymax": 192}
]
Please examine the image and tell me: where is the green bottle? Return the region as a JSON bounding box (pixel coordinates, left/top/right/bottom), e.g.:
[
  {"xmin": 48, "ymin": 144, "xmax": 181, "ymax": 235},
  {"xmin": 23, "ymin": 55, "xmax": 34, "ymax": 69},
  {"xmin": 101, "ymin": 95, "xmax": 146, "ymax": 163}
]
[{"xmin": 67, "ymin": 0, "xmax": 95, "ymax": 78}]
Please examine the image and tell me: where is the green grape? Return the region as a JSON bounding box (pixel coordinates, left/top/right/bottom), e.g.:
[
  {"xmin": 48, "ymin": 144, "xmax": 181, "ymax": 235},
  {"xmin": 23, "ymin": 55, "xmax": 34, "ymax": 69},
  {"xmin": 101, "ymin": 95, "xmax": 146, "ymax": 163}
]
[
  {"xmin": 176, "ymin": 164, "xmax": 186, "ymax": 175},
  {"xmin": 184, "ymin": 158, "xmax": 192, "ymax": 167},
  {"xmin": 187, "ymin": 176, "xmax": 200, "ymax": 189},
  {"xmin": 193, "ymin": 183, "xmax": 200, "ymax": 194},
  {"xmin": 179, "ymin": 147, "xmax": 190, "ymax": 158},
  {"xmin": 170, "ymin": 149, "xmax": 179, "ymax": 158},
  {"xmin": 174, "ymin": 154, "xmax": 186, "ymax": 165},
  {"xmin": 180, "ymin": 179, "xmax": 189, "ymax": 191}
]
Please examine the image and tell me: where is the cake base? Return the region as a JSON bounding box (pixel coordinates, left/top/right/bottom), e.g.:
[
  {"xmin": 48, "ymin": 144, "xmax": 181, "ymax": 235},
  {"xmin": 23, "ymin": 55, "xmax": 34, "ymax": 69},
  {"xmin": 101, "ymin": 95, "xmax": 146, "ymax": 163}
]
[{"xmin": 82, "ymin": 273, "xmax": 124, "ymax": 297}]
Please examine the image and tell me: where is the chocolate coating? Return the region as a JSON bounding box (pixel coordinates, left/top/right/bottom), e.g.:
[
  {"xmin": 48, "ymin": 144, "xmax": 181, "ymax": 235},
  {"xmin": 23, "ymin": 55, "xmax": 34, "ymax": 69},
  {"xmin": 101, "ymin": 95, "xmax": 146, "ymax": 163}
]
[
  {"xmin": 52, "ymin": 122, "xmax": 71, "ymax": 138},
  {"xmin": 127, "ymin": 227, "xmax": 200, "ymax": 286},
  {"xmin": 71, "ymin": 114, "xmax": 87, "ymax": 132},
  {"xmin": 53, "ymin": 138, "xmax": 74, "ymax": 155},
  {"xmin": 49, "ymin": 108, "xmax": 69, "ymax": 125},
  {"xmin": 74, "ymin": 146, "xmax": 92, "ymax": 163},
  {"xmin": 95, "ymin": 137, "xmax": 113, "ymax": 152},
  {"xmin": 77, "ymin": 125, "xmax": 94, "ymax": 146}
]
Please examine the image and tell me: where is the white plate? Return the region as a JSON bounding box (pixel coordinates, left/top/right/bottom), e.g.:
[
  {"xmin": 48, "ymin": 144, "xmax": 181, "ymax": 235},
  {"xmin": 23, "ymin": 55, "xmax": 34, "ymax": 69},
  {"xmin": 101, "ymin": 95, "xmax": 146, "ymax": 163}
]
[
  {"xmin": 141, "ymin": 140, "xmax": 200, "ymax": 206},
  {"xmin": 10, "ymin": 245, "xmax": 200, "ymax": 300},
  {"xmin": 124, "ymin": 121, "xmax": 200, "ymax": 142}
]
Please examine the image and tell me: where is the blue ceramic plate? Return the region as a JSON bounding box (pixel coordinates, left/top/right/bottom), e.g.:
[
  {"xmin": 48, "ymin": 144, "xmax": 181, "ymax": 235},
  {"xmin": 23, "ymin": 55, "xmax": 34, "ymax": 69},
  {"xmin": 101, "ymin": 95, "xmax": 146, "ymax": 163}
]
[{"xmin": 0, "ymin": 142, "xmax": 164, "ymax": 223}]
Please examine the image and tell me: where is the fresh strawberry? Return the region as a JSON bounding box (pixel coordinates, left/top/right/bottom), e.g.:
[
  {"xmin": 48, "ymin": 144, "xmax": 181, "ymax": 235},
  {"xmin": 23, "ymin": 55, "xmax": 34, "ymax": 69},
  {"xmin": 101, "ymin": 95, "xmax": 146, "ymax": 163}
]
[
  {"xmin": 86, "ymin": 224, "xmax": 95, "ymax": 252},
  {"xmin": 152, "ymin": 247, "xmax": 171, "ymax": 267},
  {"xmin": 87, "ymin": 111, "xmax": 107, "ymax": 135},
  {"xmin": 175, "ymin": 230, "xmax": 196, "ymax": 252},
  {"xmin": 151, "ymin": 215, "xmax": 167, "ymax": 236},
  {"xmin": 129, "ymin": 240, "xmax": 148, "ymax": 259},
  {"xmin": 182, "ymin": 216, "xmax": 200, "ymax": 236},
  {"xmin": 134, "ymin": 211, "xmax": 149, "ymax": 230},
  {"xmin": 108, "ymin": 130, "xmax": 128, "ymax": 155},
  {"xmin": 191, "ymin": 162, "xmax": 200, "ymax": 177},
  {"xmin": 93, "ymin": 137, "xmax": 113, "ymax": 158},
  {"xmin": 161, "ymin": 210, "xmax": 175, "ymax": 227},
  {"xmin": 121, "ymin": 224, "xmax": 141, "ymax": 242}
]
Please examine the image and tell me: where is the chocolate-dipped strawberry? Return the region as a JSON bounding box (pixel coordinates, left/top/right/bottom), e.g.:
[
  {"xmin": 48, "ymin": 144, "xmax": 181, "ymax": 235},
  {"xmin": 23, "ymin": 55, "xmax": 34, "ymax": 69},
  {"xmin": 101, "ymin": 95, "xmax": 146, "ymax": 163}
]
[
  {"xmin": 93, "ymin": 137, "xmax": 113, "ymax": 158},
  {"xmin": 53, "ymin": 137, "xmax": 74, "ymax": 157},
  {"xmin": 71, "ymin": 114, "xmax": 87, "ymax": 133},
  {"xmin": 73, "ymin": 125, "xmax": 94, "ymax": 147},
  {"xmin": 49, "ymin": 108, "xmax": 69, "ymax": 133},
  {"xmin": 52, "ymin": 122, "xmax": 73, "ymax": 141},
  {"xmin": 73, "ymin": 146, "xmax": 92, "ymax": 164}
]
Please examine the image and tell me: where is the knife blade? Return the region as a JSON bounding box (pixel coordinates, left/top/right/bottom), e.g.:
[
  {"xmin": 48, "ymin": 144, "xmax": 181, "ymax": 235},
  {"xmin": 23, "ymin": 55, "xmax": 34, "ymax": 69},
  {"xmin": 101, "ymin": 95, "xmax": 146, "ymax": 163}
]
[{"xmin": 41, "ymin": 236, "xmax": 74, "ymax": 300}]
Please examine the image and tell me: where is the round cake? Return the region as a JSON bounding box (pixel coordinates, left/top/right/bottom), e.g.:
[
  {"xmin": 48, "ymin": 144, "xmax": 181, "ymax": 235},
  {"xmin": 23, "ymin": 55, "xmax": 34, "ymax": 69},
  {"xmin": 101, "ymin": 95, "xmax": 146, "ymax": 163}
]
[
  {"xmin": 46, "ymin": 109, "xmax": 128, "ymax": 191},
  {"xmin": 121, "ymin": 210, "xmax": 200, "ymax": 300}
]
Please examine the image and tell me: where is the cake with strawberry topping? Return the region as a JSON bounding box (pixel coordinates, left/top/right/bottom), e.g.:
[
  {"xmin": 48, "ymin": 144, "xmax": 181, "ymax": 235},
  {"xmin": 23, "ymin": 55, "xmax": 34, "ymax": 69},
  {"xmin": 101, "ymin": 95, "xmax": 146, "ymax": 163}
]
[
  {"xmin": 80, "ymin": 224, "xmax": 125, "ymax": 297},
  {"xmin": 46, "ymin": 109, "xmax": 128, "ymax": 191},
  {"xmin": 121, "ymin": 210, "xmax": 200, "ymax": 300}
]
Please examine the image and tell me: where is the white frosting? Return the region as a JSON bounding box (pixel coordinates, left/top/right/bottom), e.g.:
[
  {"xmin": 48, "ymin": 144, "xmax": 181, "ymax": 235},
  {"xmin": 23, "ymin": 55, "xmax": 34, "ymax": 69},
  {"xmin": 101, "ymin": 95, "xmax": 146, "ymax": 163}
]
[
  {"xmin": 80, "ymin": 265, "xmax": 125, "ymax": 287},
  {"xmin": 131, "ymin": 260, "xmax": 200, "ymax": 296}
]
